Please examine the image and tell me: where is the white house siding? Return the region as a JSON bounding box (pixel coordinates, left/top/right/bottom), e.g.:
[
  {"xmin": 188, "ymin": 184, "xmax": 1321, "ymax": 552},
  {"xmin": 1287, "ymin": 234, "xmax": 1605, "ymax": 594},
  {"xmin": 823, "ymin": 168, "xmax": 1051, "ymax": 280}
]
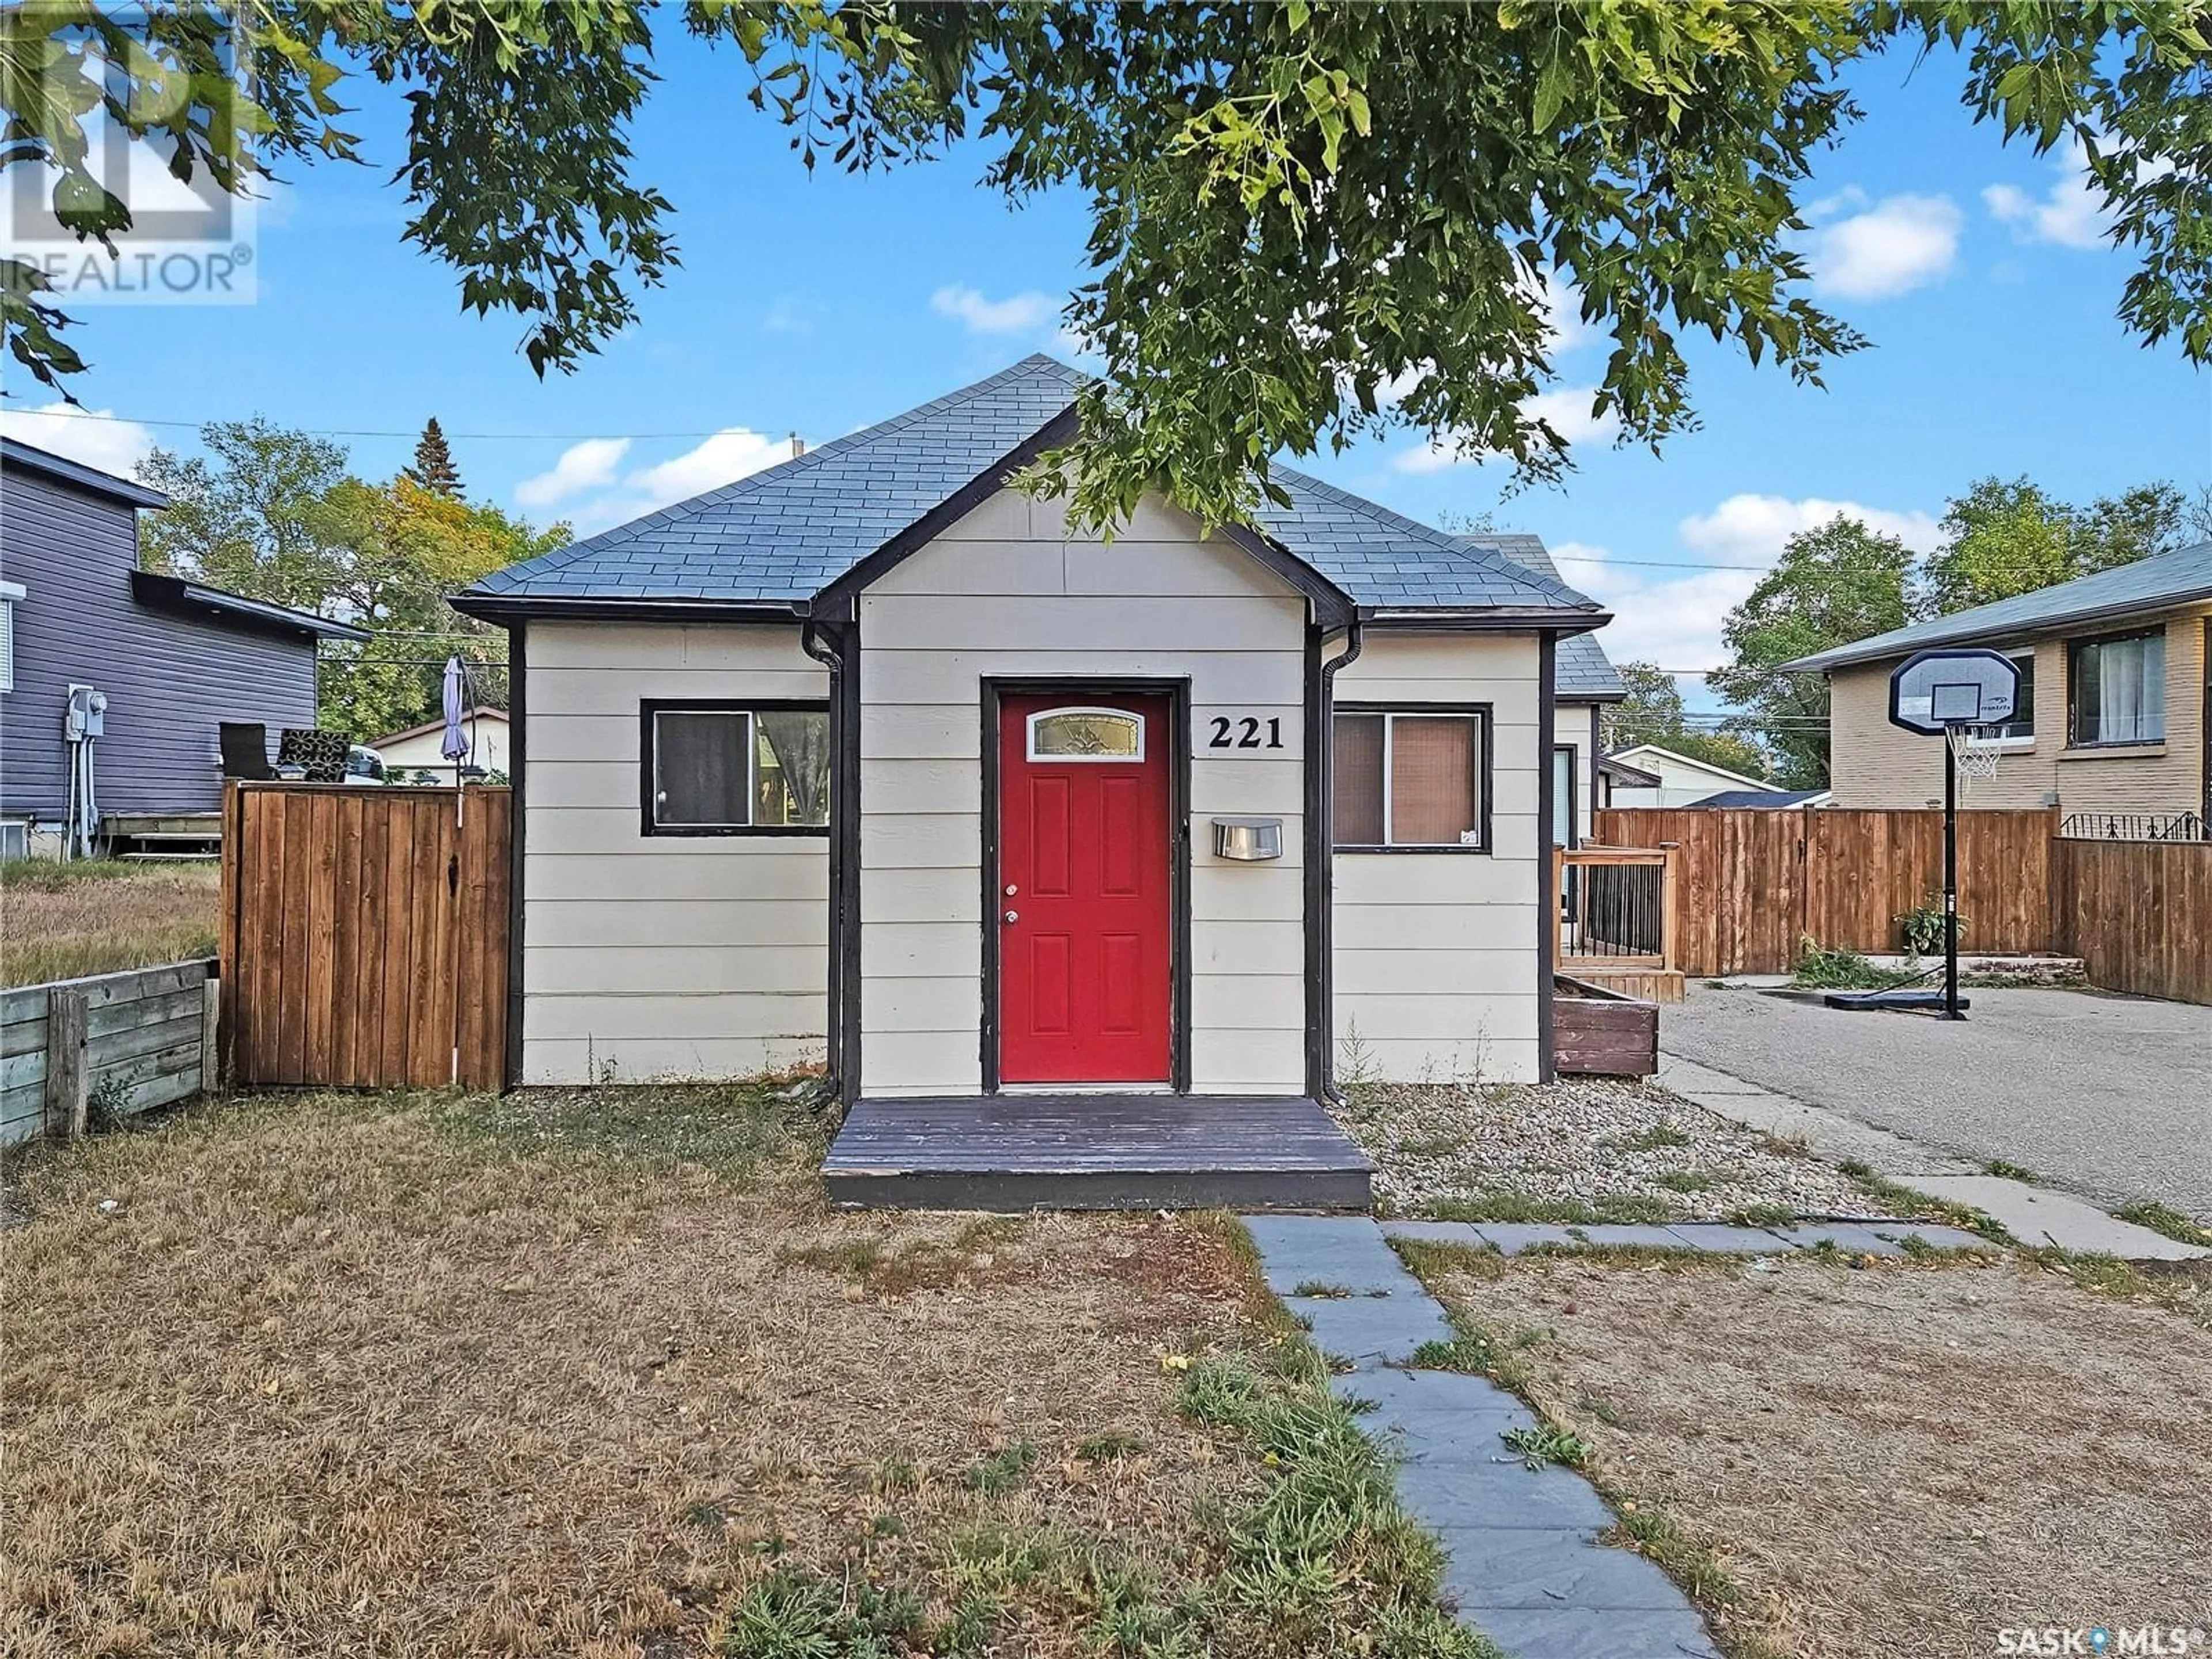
[
  {"xmin": 1332, "ymin": 632, "xmax": 1545, "ymax": 1085},
  {"xmin": 520, "ymin": 622, "xmax": 830, "ymax": 1083},
  {"xmin": 857, "ymin": 487, "xmax": 1310, "ymax": 1098},
  {"xmin": 1555, "ymin": 700, "xmax": 1602, "ymax": 843}
]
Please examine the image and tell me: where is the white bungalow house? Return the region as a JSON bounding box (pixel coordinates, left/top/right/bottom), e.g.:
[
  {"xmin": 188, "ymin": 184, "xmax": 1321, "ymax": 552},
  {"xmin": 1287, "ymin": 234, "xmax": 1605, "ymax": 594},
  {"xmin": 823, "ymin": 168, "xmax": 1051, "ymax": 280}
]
[
  {"xmin": 1603, "ymin": 742, "xmax": 1780, "ymax": 808},
  {"xmin": 453, "ymin": 358, "xmax": 1611, "ymax": 1206},
  {"xmin": 369, "ymin": 705, "xmax": 511, "ymax": 785}
]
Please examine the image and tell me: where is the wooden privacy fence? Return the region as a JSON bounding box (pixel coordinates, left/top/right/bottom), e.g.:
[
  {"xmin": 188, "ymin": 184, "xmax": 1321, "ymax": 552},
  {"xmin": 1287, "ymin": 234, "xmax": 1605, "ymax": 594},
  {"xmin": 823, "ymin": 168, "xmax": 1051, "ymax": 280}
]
[
  {"xmin": 1592, "ymin": 806, "xmax": 2059, "ymax": 976},
  {"xmin": 221, "ymin": 782, "xmax": 510, "ymax": 1090},
  {"xmin": 2051, "ymin": 838, "xmax": 2211, "ymax": 1006},
  {"xmin": 2, "ymin": 959, "xmax": 219, "ymax": 1145}
]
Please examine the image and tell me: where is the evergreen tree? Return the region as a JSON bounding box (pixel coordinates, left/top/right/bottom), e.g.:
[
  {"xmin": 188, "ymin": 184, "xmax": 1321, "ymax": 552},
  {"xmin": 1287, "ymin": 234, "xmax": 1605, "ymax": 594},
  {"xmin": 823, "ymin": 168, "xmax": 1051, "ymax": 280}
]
[{"xmin": 406, "ymin": 418, "xmax": 463, "ymax": 498}]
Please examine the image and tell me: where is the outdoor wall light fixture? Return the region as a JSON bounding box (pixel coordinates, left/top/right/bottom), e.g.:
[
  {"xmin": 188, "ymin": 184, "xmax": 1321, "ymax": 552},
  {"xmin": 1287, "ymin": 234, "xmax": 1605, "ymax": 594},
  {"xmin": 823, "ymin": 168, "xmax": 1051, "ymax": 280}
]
[{"xmin": 1212, "ymin": 817, "xmax": 1284, "ymax": 861}]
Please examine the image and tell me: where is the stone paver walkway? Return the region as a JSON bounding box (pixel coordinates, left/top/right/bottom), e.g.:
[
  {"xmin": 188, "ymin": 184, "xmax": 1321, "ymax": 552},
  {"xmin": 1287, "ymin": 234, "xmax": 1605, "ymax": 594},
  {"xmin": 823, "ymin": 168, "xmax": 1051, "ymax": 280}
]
[
  {"xmin": 1241, "ymin": 1214, "xmax": 1724, "ymax": 1659},
  {"xmin": 1660, "ymin": 1055, "xmax": 2209, "ymax": 1262}
]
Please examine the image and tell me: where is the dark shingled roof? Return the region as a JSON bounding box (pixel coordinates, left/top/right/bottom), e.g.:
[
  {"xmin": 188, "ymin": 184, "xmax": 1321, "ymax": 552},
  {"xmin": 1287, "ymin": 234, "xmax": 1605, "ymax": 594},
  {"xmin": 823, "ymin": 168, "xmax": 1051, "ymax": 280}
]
[
  {"xmin": 1450, "ymin": 534, "xmax": 1623, "ymax": 699},
  {"xmin": 3, "ymin": 435, "xmax": 169, "ymax": 510},
  {"xmin": 1688, "ymin": 789, "xmax": 1828, "ymax": 810},
  {"xmin": 460, "ymin": 356, "xmax": 1602, "ymax": 620},
  {"xmin": 1781, "ymin": 539, "xmax": 2212, "ymax": 672}
]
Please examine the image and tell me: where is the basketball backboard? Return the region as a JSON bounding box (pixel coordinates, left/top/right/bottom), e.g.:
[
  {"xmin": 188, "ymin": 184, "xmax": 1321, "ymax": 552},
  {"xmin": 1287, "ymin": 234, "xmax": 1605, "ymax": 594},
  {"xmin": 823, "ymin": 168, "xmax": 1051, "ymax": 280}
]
[{"xmin": 1887, "ymin": 648, "xmax": 2021, "ymax": 736}]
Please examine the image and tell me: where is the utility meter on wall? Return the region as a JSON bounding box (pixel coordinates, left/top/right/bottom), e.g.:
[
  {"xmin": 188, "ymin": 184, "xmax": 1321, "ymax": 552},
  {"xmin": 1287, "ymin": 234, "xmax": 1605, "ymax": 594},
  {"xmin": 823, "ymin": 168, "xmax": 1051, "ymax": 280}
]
[{"xmin": 65, "ymin": 684, "xmax": 108, "ymax": 739}]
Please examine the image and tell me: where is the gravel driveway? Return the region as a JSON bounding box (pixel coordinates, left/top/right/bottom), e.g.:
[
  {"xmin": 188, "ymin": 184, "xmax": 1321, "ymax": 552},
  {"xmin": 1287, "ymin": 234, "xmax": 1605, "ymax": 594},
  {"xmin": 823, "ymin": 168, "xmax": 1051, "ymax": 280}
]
[{"xmin": 1662, "ymin": 987, "xmax": 2212, "ymax": 1222}]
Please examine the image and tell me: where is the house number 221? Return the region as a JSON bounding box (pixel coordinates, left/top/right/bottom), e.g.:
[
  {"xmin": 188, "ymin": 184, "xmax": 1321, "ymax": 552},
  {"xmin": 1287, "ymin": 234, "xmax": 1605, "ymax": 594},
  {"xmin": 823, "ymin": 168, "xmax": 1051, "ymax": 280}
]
[{"xmin": 1206, "ymin": 715, "xmax": 1286, "ymax": 751}]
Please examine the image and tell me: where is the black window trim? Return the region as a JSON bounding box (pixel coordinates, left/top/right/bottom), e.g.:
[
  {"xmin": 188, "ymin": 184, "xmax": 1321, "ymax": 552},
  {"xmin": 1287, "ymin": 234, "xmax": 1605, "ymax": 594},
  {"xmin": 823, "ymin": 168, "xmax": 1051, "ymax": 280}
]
[
  {"xmin": 639, "ymin": 696, "xmax": 832, "ymax": 838},
  {"xmin": 2065, "ymin": 626, "xmax": 2168, "ymax": 751},
  {"xmin": 1332, "ymin": 699, "xmax": 1495, "ymax": 855},
  {"xmin": 1982, "ymin": 645, "xmax": 2037, "ymax": 742}
]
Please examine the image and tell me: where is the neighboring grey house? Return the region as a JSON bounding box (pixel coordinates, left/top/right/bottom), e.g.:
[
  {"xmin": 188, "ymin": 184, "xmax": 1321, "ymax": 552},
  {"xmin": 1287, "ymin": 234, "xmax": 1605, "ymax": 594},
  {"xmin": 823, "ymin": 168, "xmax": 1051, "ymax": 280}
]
[
  {"xmin": 0, "ymin": 437, "xmax": 363, "ymax": 855},
  {"xmin": 1455, "ymin": 534, "xmax": 1626, "ymax": 851},
  {"xmin": 453, "ymin": 355, "xmax": 1613, "ymax": 1112}
]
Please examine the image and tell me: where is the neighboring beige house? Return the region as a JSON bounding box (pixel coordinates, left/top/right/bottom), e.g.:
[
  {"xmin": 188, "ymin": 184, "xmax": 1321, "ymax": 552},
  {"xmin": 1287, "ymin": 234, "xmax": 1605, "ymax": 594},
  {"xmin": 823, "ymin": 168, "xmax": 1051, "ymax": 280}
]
[
  {"xmin": 1785, "ymin": 540, "xmax": 2211, "ymax": 832},
  {"xmin": 369, "ymin": 706, "xmax": 511, "ymax": 784},
  {"xmin": 1603, "ymin": 742, "xmax": 1777, "ymax": 808}
]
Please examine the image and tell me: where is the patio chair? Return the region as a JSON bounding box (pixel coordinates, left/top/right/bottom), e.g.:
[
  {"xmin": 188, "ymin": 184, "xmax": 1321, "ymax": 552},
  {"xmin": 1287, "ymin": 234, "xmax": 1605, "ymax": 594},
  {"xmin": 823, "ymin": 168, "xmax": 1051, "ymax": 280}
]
[
  {"xmin": 277, "ymin": 728, "xmax": 349, "ymax": 783},
  {"xmin": 218, "ymin": 722, "xmax": 276, "ymax": 781}
]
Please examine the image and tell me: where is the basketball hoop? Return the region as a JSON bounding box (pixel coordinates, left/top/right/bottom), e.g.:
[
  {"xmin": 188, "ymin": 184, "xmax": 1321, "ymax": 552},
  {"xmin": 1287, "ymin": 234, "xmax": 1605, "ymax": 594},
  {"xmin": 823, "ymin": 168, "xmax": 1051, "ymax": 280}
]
[
  {"xmin": 1883, "ymin": 648, "xmax": 2026, "ymax": 1021},
  {"xmin": 1945, "ymin": 725, "xmax": 2005, "ymax": 795}
]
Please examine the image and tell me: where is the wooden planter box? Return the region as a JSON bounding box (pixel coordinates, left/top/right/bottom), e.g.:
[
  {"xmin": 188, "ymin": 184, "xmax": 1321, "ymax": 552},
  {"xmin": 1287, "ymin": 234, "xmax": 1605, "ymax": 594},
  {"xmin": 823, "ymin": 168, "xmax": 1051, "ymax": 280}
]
[{"xmin": 1554, "ymin": 974, "xmax": 1659, "ymax": 1077}]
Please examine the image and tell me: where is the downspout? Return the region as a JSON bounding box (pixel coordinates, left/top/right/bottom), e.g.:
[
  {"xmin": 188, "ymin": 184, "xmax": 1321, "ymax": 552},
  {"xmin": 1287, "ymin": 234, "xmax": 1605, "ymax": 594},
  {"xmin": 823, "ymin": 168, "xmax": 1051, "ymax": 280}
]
[
  {"xmin": 800, "ymin": 618, "xmax": 846, "ymax": 1112},
  {"xmin": 1309, "ymin": 617, "xmax": 1364, "ymax": 1107}
]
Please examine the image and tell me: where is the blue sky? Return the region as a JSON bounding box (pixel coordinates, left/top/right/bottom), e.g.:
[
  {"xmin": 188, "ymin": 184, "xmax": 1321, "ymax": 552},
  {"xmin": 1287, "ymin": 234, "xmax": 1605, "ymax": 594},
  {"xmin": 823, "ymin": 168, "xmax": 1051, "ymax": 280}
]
[{"xmin": 6, "ymin": 31, "xmax": 2206, "ymax": 703}]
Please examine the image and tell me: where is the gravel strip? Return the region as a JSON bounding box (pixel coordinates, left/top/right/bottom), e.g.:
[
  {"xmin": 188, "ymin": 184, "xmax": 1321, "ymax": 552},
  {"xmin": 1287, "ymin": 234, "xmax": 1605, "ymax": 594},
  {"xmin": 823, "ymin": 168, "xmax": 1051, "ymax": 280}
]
[{"xmin": 1335, "ymin": 1077, "xmax": 1899, "ymax": 1222}]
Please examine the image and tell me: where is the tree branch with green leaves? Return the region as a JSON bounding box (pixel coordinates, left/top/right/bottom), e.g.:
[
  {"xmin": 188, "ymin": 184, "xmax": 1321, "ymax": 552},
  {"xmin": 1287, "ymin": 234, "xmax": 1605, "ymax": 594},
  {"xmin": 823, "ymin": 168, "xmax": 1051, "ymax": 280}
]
[{"xmin": 4, "ymin": 1, "xmax": 2209, "ymax": 528}]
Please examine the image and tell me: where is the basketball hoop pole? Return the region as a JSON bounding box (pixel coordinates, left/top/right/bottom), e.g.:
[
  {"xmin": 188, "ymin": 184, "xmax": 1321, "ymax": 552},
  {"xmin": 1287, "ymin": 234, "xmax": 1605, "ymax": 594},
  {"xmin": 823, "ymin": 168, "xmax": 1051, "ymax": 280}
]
[{"xmin": 1941, "ymin": 736, "xmax": 1963, "ymax": 1021}]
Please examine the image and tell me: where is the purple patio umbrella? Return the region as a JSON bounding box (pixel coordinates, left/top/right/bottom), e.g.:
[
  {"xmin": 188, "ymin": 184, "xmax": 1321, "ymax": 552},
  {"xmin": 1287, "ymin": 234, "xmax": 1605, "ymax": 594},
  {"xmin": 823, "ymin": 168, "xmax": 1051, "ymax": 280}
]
[{"xmin": 440, "ymin": 656, "xmax": 470, "ymax": 781}]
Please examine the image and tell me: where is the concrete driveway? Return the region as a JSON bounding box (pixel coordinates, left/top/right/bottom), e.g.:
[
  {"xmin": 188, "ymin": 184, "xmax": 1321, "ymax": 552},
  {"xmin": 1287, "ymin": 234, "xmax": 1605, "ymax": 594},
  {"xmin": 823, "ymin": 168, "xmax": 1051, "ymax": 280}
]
[{"xmin": 1661, "ymin": 987, "xmax": 2212, "ymax": 1223}]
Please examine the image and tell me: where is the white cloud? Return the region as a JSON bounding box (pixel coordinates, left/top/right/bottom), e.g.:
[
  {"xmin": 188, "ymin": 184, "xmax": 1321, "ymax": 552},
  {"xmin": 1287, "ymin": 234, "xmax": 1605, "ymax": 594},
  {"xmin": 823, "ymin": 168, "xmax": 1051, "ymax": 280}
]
[
  {"xmin": 1392, "ymin": 384, "xmax": 1618, "ymax": 474},
  {"xmin": 541, "ymin": 427, "xmax": 795, "ymax": 535},
  {"xmin": 1525, "ymin": 385, "xmax": 1619, "ymax": 446},
  {"xmin": 1555, "ymin": 541, "xmax": 1763, "ymax": 674},
  {"xmin": 762, "ymin": 295, "xmax": 823, "ymax": 335},
  {"xmin": 1807, "ymin": 192, "xmax": 1962, "ymax": 300},
  {"xmin": 626, "ymin": 429, "xmax": 789, "ymax": 507},
  {"xmin": 0, "ymin": 402, "xmax": 158, "ymax": 479},
  {"xmin": 1556, "ymin": 493, "xmax": 1941, "ymax": 675},
  {"xmin": 1678, "ymin": 493, "xmax": 1942, "ymax": 565},
  {"xmin": 514, "ymin": 437, "xmax": 631, "ymax": 509},
  {"xmin": 1539, "ymin": 270, "xmax": 1594, "ymax": 357},
  {"xmin": 931, "ymin": 284, "xmax": 1060, "ymax": 335},
  {"xmin": 1983, "ymin": 141, "xmax": 2107, "ymax": 249}
]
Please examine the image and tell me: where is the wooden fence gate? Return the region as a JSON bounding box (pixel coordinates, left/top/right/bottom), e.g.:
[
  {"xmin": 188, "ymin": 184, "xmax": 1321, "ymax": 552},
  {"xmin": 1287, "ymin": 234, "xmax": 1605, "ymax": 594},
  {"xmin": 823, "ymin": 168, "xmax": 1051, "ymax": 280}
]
[{"xmin": 221, "ymin": 782, "xmax": 511, "ymax": 1090}]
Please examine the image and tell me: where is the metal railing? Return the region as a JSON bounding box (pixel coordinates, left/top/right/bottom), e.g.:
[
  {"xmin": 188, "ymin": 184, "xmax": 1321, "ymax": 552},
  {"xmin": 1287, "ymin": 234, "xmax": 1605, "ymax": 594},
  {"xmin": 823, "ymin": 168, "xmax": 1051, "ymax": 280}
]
[
  {"xmin": 2058, "ymin": 811, "xmax": 2209, "ymax": 843},
  {"xmin": 1556, "ymin": 843, "xmax": 1679, "ymax": 970}
]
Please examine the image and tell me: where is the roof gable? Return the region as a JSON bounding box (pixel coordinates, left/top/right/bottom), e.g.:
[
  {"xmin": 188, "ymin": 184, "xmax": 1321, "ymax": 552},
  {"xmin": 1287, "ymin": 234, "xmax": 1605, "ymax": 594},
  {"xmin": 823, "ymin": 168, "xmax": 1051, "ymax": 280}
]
[
  {"xmin": 457, "ymin": 356, "xmax": 1605, "ymax": 625},
  {"xmin": 3, "ymin": 436, "xmax": 169, "ymax": 510},
  {"xmin": 1452, "ymin": 534, "xmax": 1623, "ymax": 696},
  {"xmin": 1782, "ymin": 540, "xmax": 2212, "ymax": 672},
  {"xmin": 1608, "ymin": 743, "xmax": 1773, "ymax": 791}
]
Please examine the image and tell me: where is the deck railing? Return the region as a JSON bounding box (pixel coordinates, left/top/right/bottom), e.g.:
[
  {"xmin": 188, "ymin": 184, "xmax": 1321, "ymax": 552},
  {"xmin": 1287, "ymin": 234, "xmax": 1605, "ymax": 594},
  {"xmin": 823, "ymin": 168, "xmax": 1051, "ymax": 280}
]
[
  {"xmin": 1556, "ymin": 843, "xmax": 1680, "ymax": 972},
  {"xmin": 2057, "ymin": 810, "xmax": 2207, "ymax": 843}
]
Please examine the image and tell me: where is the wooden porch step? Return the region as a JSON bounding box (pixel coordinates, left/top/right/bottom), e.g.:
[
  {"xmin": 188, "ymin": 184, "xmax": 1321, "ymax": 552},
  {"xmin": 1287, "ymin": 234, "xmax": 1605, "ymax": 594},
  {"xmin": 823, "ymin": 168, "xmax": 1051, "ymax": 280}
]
[{"xmin": 823, "ymin": 1094, "xmax": 1373, "ymax": 1212}]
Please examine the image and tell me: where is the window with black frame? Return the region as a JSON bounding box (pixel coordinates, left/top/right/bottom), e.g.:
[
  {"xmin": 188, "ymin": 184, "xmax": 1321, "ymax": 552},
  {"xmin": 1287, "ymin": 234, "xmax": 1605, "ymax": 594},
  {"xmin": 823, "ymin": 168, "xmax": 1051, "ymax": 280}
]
[
  {"xmin": 1986, "ymin": 649, "xmax": 2035, "ymax": 740},
  {"xmin": 643, "ymin": 703, "xmax": 831, "ymax": 834},
  {"xmin": 1332, "ymin": 708, "xmax": 1488, "ymax": 849},
  {"xmin": 2068, "ymin": 631, "xmax": 2166, "ymax": 747}
]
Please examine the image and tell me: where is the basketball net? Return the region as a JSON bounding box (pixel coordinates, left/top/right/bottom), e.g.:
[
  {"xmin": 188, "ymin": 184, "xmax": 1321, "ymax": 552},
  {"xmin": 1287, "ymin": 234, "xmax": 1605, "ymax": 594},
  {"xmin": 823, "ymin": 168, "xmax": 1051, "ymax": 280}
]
[{"xmin": 1945, "ymin": 725, "xmax": 2003, "ymax": 796}]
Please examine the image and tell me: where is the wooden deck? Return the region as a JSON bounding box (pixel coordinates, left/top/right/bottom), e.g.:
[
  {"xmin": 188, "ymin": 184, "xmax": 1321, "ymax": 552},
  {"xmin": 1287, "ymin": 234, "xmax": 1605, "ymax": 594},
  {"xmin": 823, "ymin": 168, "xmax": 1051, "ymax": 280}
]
[{"xmin": 822, "ymin": 1094, "xmax": 1374, "ymax": 1211}]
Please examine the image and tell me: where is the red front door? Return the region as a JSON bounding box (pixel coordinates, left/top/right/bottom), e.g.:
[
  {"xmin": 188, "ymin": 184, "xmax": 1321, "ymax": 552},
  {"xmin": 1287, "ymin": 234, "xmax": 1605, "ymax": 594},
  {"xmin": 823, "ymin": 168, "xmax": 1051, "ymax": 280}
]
[{"xmin": 997, "ymin": 692, "xmax": 1173, "ymax": 1085}]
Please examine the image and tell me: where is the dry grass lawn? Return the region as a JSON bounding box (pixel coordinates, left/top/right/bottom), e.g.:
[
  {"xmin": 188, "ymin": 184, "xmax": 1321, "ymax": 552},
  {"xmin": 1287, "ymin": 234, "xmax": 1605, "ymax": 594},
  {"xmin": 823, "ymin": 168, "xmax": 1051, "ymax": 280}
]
[
  {"xmin": 2, "ymin": 1085, "xmax": 1303, "ymax": 1657},
  {"xmin": 1410, "ymin": 1248, "xmax": 2212, "ymax": 1659},
  {"xmin": 1, "ymin": 859, "xmax": 220, "ymax": 987}
]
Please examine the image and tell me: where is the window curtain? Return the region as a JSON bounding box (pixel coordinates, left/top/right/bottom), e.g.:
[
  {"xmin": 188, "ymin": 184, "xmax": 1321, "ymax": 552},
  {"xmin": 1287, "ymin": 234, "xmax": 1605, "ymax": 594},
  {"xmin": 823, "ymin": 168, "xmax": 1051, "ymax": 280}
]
[
  {"xmin": 1332, "ymin": 714, "xmax": 1384, "ymax": 843},
  {"xmin": 1391, "ymin": 716, "xmax": 1478, "ymax": 843},
  {"xmin": 657, "ymin": 711, "xmax": 750, "ymax": 824},
  {"xmin": 2081, "ymin": 634, "xmax": 2165, "ymax": 743},
  {"xmin": 756, "ymin": 709, "xmax": 832, "ymax": 826}
]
